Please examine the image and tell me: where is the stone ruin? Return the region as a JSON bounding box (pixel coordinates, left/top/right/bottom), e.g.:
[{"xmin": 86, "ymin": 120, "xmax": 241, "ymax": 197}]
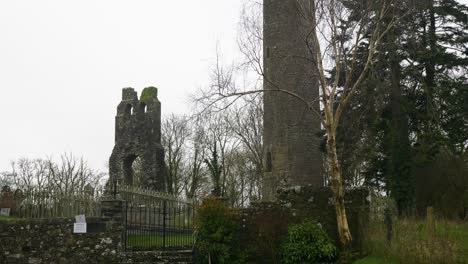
[
  {"xmin": 237, "ymin": 1, "xmax": 370, "ymax": 257},
  {"xmin": 108, "ymin": 87, "xmax": 166, "ymax": 192},
  {"xmin": 262, "ymin": 0, "xmax": 323, "ymax": 201}
]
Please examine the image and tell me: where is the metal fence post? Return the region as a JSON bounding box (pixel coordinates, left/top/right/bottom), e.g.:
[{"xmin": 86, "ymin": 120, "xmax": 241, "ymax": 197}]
[
  {"xmin": 163, "ymin": 200, "xmax": 167, "ymax": 249},
  {"xmin": 124, "ymin": 201, "xmax": 127, "ymax": 251}
]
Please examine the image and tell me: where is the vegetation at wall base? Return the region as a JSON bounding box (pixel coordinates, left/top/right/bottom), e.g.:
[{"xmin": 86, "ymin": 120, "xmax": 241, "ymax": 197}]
[
  {"xmin": 281, "ymin": 220, "xmax": 337, "ymax": 264},
  {"xmin": 127, "ymin": 234, "xmax": 193, "ymax": 249},
  {"xmin": 0, "ymin": 215, "xmax": 17, "ymax": 221},
  {"xmin": 353, "ymin": 256, "xmax": 398, "ymax": 264},
  {"xmin": 361, "ymin": 218, "xmax": 468, "ymax": 264},
  {"xmin": 195, "ymin": 196, "xmax": 246, "ymax": 264}
]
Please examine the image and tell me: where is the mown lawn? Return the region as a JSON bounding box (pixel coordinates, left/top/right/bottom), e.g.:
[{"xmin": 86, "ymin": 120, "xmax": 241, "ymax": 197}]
[
  {"xmin": 0, "ymin": 215, "xmax": 17, "ymax": 220},
  {"xmin": 127, "ymin": 233, "xmax": 193, "ymax": 249}
]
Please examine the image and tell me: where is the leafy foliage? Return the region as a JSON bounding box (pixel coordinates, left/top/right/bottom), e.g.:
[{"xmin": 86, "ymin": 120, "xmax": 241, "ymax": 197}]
[
  {"xmin": 332, "ymin": 0, "xmax": 468, "ymax": 217},
  {"xmin": 204, "ymin": 143, "xmax": 223, "ymax": 197},
  {"xmin": 195, "ymin": 197, "xmax": 245, "ymax": 264},
  {"xmin": 281, "ymin": 220, "xmax": 337, "ymax": 264}
]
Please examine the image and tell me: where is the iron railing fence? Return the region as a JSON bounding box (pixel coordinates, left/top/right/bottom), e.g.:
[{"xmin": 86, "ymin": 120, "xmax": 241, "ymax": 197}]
[
  {"xmin": 118, "ymin": 185, "xmax": 194, "ymax": 207},
  {"xmin": 16, "ymin": 188, "xmax": 101, "ymax": 219},
  {"xmin": 117, "ymin": 185, "xmax": 196, "ymax": 251},
  {"xmin": 124, "ymin": 200, "xmax": 196, "ymax": 251}
]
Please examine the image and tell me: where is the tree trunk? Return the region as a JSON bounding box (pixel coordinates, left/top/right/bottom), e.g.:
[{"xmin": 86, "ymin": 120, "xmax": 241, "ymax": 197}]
[{"xmin": 327, "ymin": 130, "xmax": 352, "ymax": 246}]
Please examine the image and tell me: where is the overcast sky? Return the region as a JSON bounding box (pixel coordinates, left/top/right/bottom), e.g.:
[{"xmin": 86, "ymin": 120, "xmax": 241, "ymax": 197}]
[
  {"xmin": 0, "ymin": 0, "xmax": 243, "ymax": 172},
  {"xmin": 1, "ymin": 1, "xmax": 467, "ymax": 173}
]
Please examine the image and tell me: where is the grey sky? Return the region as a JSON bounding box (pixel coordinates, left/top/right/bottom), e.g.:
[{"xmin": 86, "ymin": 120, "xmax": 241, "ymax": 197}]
[
  {"xmin": 0, "ymin": 0, "xmax": 242, "ymax": 172},
  {"xmin": 1, "ymin": 0, "xmax": 467, "ymax": 173}
]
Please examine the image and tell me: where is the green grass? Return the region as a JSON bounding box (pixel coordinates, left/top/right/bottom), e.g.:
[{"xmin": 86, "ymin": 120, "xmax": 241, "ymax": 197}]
[
  {"xmin": 353, "ymin": 256, "xmax": 398, "ymax": 264},
  {"xmin": 0, "ymin": 215, "xmax": 17, "ymax": 220},
  {"xmin": 359, "ymin": 218, "xmax": 468, "ymax": 264},
  {"xmin": 441, "ymin": 221, "xmax": 468, "ymax": 263},
  {"xmin": 127, "ymin": 233, "xmax": 193, "ymax": 249}
]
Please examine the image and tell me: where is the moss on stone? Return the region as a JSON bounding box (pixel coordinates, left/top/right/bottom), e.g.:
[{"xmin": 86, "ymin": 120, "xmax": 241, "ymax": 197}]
[{"xmin": 140, "ymin": 87, "xmax": 158, "ymax": 103}]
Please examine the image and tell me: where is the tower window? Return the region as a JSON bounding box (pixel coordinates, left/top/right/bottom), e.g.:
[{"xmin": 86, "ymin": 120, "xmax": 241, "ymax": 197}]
[
  {"xmin": 140, "ymin": 102, "xmax": 147, "ymax": 113},
  {"xmin": 124, "ymin": 104, "xmax": 133, "ymax": 115},
  {"xmin": 266, "ymin": 151, "xmax": 272, "ymax": 172}
]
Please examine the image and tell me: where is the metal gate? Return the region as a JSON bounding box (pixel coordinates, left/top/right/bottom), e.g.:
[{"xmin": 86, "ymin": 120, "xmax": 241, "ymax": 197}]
[{"xmin": 124, "ymin": 200, "xmax": 196, "ymax": 251}]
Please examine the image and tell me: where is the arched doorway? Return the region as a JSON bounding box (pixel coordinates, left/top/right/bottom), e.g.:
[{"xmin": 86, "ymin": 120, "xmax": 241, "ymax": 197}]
[{"xmin": 123, "ymin": 155, "xmax": 143, "ymax": 186}]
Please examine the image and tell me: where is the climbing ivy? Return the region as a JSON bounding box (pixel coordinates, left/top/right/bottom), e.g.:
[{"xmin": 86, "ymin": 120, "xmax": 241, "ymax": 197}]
[{"xmin": 140, "ymin": 86, "xmax": 158, "ymax": 103}]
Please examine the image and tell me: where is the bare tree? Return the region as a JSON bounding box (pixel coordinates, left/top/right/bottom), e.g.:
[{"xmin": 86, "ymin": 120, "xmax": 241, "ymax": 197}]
[
  {"xmin": 229, "ymin": 95, "xmax": 264, "ymax": 201},
  {"xmin": 0, "ymin": 171, "xmax": 14, "ymax": 187},
  {"xmin": 48, "ymin": 153, "xmax": 105, "ymax": 196},
  {"xmin": 183, "ymin": 120, "xmax": 209, "ymax": 199},
  {"xmin": 195, "ymin": 0, "xmax": 403, "ymax": 246},
  {"xmin": 162, "ymin": 114, "xmax": 191, "ymax": 196}
]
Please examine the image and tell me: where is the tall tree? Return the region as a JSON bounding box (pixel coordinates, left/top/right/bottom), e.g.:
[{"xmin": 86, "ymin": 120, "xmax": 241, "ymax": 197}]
[
  {"xmin": 204, "ymin": 141, "xmax": 223, "ymax": 197},
  {"xmin": 337, "ymin": 0, "xmax": 468, "ymax": 216},
  {"xmin": 197, "ymin": 0, "xmax": 402, "ymax": 246},
  {"xmin": 162, "ymin": 114, "xmax": 190, "ymax": 195}
]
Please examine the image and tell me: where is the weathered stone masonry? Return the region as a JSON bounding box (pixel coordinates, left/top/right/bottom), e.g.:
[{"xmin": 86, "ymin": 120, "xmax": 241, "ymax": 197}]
[
  {"xmin": 263, "ymin": 0, "xmax": 323, "ymax": 201},
  {"xmin": 0, "ymin": 217, "xmax": 123, "ymax": 264},
  {"xmin": 0, "ymin": 200, "xmax": 193, "ymax": 264},
  {"xmin": 239, "ymin": 186, "xmax": 369, "ymax": 263},
  {"xmin": 109, "ymin": 87, "xmax": 166, "ymax": 192}
]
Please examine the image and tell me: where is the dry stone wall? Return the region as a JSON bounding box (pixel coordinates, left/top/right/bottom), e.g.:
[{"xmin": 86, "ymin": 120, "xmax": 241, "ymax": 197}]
[
  {"xmin": 0, "ymin": 217, "xmax": 122, "ymax": 264},
  {"xmin": 0, "ymin": 199, "xmax": 193, "ymax": 264},
  {"xmin": 239, "ymin": 187, "xmax": 369, "ymax": 263}
]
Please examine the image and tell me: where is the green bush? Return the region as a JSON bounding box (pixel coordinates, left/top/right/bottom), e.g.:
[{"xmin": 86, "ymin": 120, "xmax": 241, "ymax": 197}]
[
  {"xmin": 281, "ymin": 220, "xmax": 337, "ymax": 264},
  {"xmin": 195, "ymin": 197, "xmax": 245, "ymax": 264}
]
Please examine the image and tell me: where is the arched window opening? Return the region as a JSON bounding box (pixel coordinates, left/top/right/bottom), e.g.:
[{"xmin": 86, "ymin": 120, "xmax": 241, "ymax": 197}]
[
  {"xmin": 132, "ymin": 157, "xmax": 143, "ymax": 186},
  {"xmin": 266, "ymin": 152, "xmax": 272, "ymax": 172},
  {"xmin": 140, "ymin": 103, "xmax": 147, "ymax": 113},
  {"xmin": 124, "ymin": 104, "xmax": 133, "ymax": 116}
]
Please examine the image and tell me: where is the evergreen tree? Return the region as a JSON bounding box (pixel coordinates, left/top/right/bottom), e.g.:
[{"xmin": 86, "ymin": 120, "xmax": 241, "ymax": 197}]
[
  {"xmin": 335, "ymin": 0, "xmax": 467, "ymax": 216},
  {"xmin": 204, "ymin": 142, "xmax": 223, "ymax": 197}
]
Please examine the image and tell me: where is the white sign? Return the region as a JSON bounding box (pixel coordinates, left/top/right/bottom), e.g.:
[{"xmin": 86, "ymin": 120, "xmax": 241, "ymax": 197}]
[
  {"xmin": 0, "ymin": 208, "xmax": 10, "ymax": 216},
  {"xmin": 73, "ymin": 223, "xmax": 87, "ymax": 233},
  {"xmin": 75, "ymin": 214, "xmax": 86, "ymax": 223}
]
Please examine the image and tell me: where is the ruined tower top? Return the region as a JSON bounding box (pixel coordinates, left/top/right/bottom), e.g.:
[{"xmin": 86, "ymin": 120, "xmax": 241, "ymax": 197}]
[
  {"xmin": 263, "ymin": 0, "xmax": 323, "ymax": 201},
  {"xmin": 109, "ymin": 87, "xmax": 166, "ymax": 191},
  {"xmin": 115, "ymin": 86, "xmax": 162, "ymax": 144}
]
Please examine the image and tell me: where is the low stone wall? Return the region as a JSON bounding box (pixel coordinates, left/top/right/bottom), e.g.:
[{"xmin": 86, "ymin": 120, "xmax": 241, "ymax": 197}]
[
  {"xmin": 0, "ymin": 199, "xmax": 194, "ymax": 264},
  {"xmin": 121, "ymin": 250, "xmax": 193, "ymax": 264},
  {"xmin": 0, "ymin": 217, "xmax": 123, "ymax": 264},
  {"xmin": 239, "ymin": 186, "xmax": 369, "ymax": 264}
]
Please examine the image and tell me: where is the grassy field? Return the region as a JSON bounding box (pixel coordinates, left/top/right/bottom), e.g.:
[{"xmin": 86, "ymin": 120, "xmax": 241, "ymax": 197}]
[
  {"xmin": 353, "ymin": 256, "xmax": 398, "ymax": 264},
  {"xmin": 0, "ymin": 215, "xmax": 17, "ymax": 220},
  {"xmin": 354, "ymin": 219, "xmax": 468, "ymax": 264},
  {"xmin": 127, "ymin": 233, "xmax": 193, "ymax": 249}
]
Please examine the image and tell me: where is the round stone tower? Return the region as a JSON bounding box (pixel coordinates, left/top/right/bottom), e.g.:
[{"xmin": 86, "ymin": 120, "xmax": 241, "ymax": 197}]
[{"xmin": 263, "ymin": 0, "xmax": 323, "ymax": 201}]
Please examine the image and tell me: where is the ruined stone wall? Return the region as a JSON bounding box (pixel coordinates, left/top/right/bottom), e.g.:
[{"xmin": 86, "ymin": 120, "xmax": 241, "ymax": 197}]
[
  {"xmin": 0, "ymin": 199, "xmax": 193, "ymax": 264},
  {"xmin": 263, "ymin": 0, "xmax": 323, "ymax": 201},
  {"xmin": 0, "ymin": 217, "xmax": 123, "ymax": 264},
  {"xmin": 109, "ymin": 87, "xmax": 166, "ymax": 192},
  {"xmin": 239, "ymin": 187, "xmax": 369, "ymax": 263}
]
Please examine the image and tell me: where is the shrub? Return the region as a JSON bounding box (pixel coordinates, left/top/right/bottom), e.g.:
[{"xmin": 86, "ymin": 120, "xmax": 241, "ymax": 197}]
[
  {"xmin": 281, "ymin": 220, "xmax": 337, "ymax": 264},
  {"xmin": 195, "ymin": 197, "xmax": 244, "ymax": 264}
]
